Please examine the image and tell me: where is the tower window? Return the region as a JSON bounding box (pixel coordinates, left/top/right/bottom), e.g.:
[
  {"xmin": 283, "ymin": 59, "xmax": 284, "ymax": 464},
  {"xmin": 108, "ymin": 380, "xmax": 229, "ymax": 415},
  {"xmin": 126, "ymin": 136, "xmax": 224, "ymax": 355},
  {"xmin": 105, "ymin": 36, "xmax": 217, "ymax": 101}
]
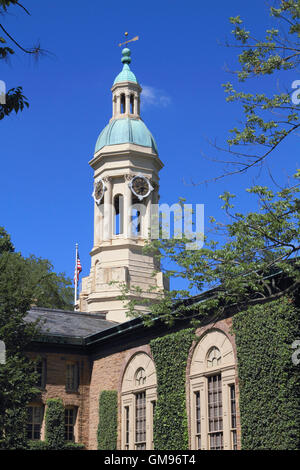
[
  {"xmin": 131, "ymin": 196, "xmax": 146, "ymax": 236},
  {"xmin": 114, "ymin": 194, "xmax": 124, "ymax": 235},
  {"xmin": 130, "ymin": 94, "xmax": 134, "ymax": 114},
  {"xmin": 121, "ymin": 94, "xmax": 125, "ymax": 114},
  {"xmin": 131, "ymin": 208, "xmax": 141, "ymax": 235}
]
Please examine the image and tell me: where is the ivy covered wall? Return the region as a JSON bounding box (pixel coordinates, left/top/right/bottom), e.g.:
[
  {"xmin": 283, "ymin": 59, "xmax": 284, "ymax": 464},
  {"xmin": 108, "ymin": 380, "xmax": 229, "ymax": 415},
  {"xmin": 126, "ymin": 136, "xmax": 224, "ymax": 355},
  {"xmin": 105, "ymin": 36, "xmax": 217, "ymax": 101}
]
[
  {"xmin": 28, "ymin": 399, "xmax": 85, "ymax": 450},
  {"xmin": 45, "ymin": 398, "xmax": 65, "ymax": 450},
  {"xmin": 97, "ymin": 390, "xmax": 118, "ymax": 450},
  {"xmin": 148, "ymin": 297, "xmax": 299, "ymax": 450},
  {"xmin": 150, "ymin": 329, "xmax": 194, "ymax": 450},
  {"xmin": 233, "ymin": 297, "xmax": 300, "ymax": 450}
]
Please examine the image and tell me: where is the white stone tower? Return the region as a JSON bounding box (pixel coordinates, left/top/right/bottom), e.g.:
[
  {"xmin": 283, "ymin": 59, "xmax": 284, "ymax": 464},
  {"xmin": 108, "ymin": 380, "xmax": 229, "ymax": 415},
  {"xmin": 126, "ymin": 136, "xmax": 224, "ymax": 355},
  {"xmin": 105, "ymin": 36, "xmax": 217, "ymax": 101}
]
[{"xmin": 79, "ymin": 47, "xmax": 166, "ymax": 323}]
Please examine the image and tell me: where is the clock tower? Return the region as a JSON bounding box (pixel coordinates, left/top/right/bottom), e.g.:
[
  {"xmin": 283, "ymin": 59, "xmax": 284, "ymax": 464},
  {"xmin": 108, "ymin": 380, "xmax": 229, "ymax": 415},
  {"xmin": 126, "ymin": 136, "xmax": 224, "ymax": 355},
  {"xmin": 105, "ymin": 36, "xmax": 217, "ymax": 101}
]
[{"xmin": 78, "ymin": 47, "xmax": 166, "ymax": 323}]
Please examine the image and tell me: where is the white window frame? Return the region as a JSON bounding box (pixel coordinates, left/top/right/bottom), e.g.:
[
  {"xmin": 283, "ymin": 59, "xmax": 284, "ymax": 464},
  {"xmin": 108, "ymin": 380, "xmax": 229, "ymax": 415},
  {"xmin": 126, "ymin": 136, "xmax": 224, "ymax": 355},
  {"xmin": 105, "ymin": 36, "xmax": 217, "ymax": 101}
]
[
  {"xmin": 121, "ymin": 353, "xmax": 157, "ymax": 450},
  {"xmin": 190, "ymin": 330, "xmax": 237, "ymax": 450}
]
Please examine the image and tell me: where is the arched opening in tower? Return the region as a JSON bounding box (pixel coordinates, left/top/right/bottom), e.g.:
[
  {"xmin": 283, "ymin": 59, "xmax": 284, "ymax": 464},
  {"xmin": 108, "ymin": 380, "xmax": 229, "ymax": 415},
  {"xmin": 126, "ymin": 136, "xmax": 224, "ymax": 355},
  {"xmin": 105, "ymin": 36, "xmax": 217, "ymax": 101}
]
[
  {"xmin": 120, "ymin": 94, "xmax": 126, "ymax": 114},
  {"xmin": 130, "ymin": 94, "xmax": 134, "ymax": 114},
  {"xmin": 131, "ymin": 195, "xmax": 146, "ymax": 237},
  {"xmin": 114, "ymin": 194, "xmax": 124, "ymax": 235}
]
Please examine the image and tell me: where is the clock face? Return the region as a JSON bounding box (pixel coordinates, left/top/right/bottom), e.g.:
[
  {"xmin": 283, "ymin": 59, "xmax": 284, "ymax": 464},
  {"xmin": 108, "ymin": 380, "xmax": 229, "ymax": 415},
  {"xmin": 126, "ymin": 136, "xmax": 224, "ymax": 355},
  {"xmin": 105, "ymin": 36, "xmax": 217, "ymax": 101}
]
[
  {"xmin": 131, "ymin": 176, "xmax": 149, "ymax": 198},
  {"xmin": 94, "ymin": 180, "xmax": 104, "ymax": 203}
]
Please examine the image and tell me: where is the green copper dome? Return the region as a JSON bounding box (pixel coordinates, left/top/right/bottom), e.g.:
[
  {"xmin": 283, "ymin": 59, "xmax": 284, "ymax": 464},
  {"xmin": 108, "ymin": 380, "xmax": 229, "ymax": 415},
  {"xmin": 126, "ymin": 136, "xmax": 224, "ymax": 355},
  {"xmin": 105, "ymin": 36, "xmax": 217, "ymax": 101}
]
[
  {"xmin": 95, "ymin": 118, "xmax": 158, "ymax": 154},
  {"xmin": 113, "ymin": 48, "xmax": 138, "ymax": 85}
]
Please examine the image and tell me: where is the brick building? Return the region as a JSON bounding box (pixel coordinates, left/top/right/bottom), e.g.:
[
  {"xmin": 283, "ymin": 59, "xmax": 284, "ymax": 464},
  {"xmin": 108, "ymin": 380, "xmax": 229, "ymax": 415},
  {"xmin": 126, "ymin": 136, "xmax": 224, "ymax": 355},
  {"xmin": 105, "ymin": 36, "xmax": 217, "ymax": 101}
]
[{"xmin": 26, "ymin": 297, "xmax": 240, "ymax": 450}]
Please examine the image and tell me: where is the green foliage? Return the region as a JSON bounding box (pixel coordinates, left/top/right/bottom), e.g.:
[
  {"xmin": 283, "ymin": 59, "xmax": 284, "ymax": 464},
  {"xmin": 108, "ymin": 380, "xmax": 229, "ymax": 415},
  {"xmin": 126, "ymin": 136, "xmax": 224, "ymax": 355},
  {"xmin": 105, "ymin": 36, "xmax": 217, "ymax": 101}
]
[
  {"xmin": 63, "ymin": 441, "xmax": 85, "ymax": 450},
  {"xmin": 233, "ymin": 297, "xmax": 300, "ymax": 450},
  {"xmin": 28, "ymin": 440, "xmax": 85, "ymax": 451},
  {"xmin": 0, "ymin": 226, "xmax": 14, "ymax": 254},
  {"xmin": 150, "ymin": 329, "xmax": 194, "ymax": 450},
  {"xmin": 219, "ymin": 1, "xmax": 300, "ymax": 176},
  {"xmin": 0, "ymin": 0, "xmax": 42, "ymax": 120},
  {"xmin": 0, "ymin": 87, "xmax": 29, "ymax": 121},
  {"xmin": 123, "ymin": 181, "xmax": 300, "ymax": 328},
  {"xmin": 0, "ymin": 231, "xmax": 40, "ymax": 449},
  {"xmin": 0, "ymin": 1, "xmax": 20, "ymax": 12},
  {"xmin": 25, "ymin": 254, "xmax": 74, "ymax": 310},
  {"xmin": 97, "ymin": 390, "xmax": 118, "ymax": 450},
  {"xmin": 0, "ymin": 228, "xmax": 73, "ymax": 447},
  {"xmin": 29, "ymin": 398, "xmax": 85, "ymax": 451},
  {"xmin": 28, "ymin": 440, "xmax": 50, "ymax": 450},
  {"xmin": 45, "ymin": 399, "xmax": 65, "ymax": 450},
  {"xmin": 0, "ymin": 226, "xmax": 74, "ymax": 311}
]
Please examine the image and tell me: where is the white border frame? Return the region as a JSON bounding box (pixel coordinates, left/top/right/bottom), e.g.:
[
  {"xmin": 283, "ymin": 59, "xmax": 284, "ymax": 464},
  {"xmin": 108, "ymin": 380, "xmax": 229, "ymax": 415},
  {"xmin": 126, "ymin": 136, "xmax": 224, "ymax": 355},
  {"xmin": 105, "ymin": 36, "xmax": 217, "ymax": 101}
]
[
  {"xmin": 129, "ymin": 174, "xmax": 153, "ymax": 201},
  {"xmin": 92, "ymin": 176, "xmax": 107, "ymax": 205}
]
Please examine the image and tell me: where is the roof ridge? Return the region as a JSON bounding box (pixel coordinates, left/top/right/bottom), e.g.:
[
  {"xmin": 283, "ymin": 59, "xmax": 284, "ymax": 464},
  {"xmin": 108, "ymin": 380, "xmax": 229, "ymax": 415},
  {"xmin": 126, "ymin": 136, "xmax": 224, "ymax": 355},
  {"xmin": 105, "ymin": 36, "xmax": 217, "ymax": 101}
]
[{"xmin": 28, "ymin": 306, "xmax": 111, "ymax": 320}]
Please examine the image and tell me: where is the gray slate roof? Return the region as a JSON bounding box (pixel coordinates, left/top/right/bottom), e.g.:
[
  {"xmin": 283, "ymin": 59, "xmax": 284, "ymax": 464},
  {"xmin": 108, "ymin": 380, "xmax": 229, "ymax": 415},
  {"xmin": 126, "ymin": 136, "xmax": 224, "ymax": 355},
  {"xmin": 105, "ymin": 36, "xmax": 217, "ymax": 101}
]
[{"xmin": 26, "ymin": 307, "xmax": 117, "ymax": 339}]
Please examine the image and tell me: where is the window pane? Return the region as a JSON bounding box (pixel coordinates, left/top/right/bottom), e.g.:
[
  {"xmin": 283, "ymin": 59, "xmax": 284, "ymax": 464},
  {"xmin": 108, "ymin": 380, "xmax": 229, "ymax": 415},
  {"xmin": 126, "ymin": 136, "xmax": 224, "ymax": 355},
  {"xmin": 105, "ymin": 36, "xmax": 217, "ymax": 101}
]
[
  {"xmin": 64, "ymin": 408, "xmax": 76, "ymax": 441},
  {"xmin": 125, "ymin": 406, "xmax": 129, "ymax": 449},
  {"xmin": 66, "ymin": 363, "xmax": 79, "ymax": 392},
  {"xmin": 195, "ymin": 391, "xmax": 201, "ymax": 449},
  {"xmin": 230, "ymin": 384, "xmax": 237, "ymax": 450},
  {"xmin": 230, "ymin": 384, "xmax": 237, "ymax": 429},
  {"xmin": 151, "ymin": 401, "xmax": 156, "ymax": 450},
  {"xmin": 35, "ymin": 359, "xmax": 46, "ymax": 388},
  {"xmin": 232, "ymin": 430, "xmax": 237, "ymax": 450},
  {"xmin": 27, "ymin": 406, "xmax": 42, "ymax": 440},
  {"xmin": 135, "ymin": 392, "xmax": 146, "ymax": 449},
  {"xmin": 208, "ymin": 375, "xmax": 223, "ymax": 450}
]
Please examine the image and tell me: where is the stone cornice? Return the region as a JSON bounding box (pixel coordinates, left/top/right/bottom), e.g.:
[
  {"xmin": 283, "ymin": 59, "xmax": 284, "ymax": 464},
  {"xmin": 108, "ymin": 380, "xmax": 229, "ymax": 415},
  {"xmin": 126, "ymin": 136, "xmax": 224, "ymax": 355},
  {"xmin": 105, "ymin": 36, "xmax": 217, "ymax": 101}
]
[{"xmin": 90, "ymin": 144, "xmax": 163, "ymax": 170}]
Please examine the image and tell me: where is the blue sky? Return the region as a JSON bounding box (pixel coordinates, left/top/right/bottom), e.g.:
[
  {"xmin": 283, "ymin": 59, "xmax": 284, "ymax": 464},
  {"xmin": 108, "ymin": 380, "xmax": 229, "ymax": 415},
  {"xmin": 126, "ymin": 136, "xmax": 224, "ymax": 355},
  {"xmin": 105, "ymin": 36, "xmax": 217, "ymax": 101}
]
[{"xmin": 0, "ymin": 0, "xmax": 299, "ymax": 290}]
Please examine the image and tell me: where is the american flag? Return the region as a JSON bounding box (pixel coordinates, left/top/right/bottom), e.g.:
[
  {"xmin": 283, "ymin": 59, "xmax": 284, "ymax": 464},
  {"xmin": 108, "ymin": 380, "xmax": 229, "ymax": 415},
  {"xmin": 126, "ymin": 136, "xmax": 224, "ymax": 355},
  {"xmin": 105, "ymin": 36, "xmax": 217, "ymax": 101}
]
[{"xmin": 74, "ymin": 252, "xmax": 82, "ymax": 284}]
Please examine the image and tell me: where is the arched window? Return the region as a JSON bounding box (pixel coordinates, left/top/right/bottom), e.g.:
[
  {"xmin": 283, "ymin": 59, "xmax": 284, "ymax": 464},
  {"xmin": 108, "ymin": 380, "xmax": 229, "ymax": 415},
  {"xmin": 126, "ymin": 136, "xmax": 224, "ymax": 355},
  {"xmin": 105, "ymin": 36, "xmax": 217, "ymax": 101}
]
[
  {"xmin": 121, "ymin": 353, "xmax": 157, "ymax": 450},
  {"xmin": 190, "ymin": 330, "xmax": 238, "ymax": 451},
  {"xmin": 135, "ymin": 368, "xmax": 146, "ymax": 386},
  {"xmin": 130, "ymin": 94, "xmax": 134, "ymax": 114},
  {"xmin": 207, "ymin": 346, "xmax": 221, "ymax": 368},
  {"xmin": 120, "ymin": 94, "xmax": 125, "ymax": 114},
  {"xmin": 114, "ymin": 194, "xmax": 124, "ymax": 235}
]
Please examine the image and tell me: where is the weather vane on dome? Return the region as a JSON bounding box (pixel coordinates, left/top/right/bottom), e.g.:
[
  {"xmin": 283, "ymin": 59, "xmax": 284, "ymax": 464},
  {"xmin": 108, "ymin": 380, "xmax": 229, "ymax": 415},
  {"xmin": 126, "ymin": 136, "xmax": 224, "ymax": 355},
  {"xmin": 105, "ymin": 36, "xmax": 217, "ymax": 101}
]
[{"xmin": 118, "ymin": 32, "xmax": 139, "ymax": 47}]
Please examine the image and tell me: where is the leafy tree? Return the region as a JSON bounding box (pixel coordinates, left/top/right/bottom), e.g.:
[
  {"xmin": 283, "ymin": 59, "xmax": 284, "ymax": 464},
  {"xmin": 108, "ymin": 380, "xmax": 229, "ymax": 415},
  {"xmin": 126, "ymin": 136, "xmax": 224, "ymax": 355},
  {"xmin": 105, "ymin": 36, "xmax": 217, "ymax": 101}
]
[
  {"xmin": 119, "ymin": 2, "xmax": 300, "ymax": 321},
  {"xmin": 0, "ymin": 250, "xmax": 40, "ymax": 448},
  {"xmin": 25, "ymin": 255, "xmax": 74, "ymax": 310},
  {"xmin": 0, "ymin": 227, "xmax": 74, "ymax": 310},
  {"xmin": 210, "ymin": 0, "xmax": 300, "ymax": 180},
  {"xmin": 121, "ymin": 174, "xmax": 300, "ymax": 326},
  {"xmin": 0, "ymin": 1, "xmax": 43, "ymax": 120},
  {"xmin": 0, "ymin": 226, "xmax": 14, "ymax": 254},
  {"xmin": 0, "ymin": 227, "xmax": 73, "ymax": 448}
]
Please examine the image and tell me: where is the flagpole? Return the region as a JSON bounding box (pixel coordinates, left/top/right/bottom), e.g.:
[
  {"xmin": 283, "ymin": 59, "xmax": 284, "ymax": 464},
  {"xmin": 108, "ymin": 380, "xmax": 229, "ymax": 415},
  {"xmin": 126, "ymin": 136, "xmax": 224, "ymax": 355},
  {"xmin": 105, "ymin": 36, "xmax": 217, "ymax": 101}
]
[{"xmin": 74, "ymin": 243, "xmax": 78, "ymax": 307}]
